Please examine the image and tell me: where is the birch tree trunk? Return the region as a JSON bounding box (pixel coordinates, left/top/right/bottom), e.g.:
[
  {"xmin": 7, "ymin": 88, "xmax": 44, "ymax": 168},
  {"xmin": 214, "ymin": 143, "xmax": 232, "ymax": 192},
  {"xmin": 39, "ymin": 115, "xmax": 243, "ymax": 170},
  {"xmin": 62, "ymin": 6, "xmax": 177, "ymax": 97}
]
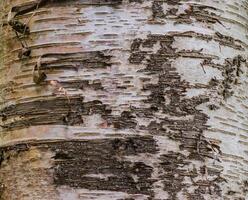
[{"xmin": 0, "ymin": 0, "xmax": 247, "ymax": 199}]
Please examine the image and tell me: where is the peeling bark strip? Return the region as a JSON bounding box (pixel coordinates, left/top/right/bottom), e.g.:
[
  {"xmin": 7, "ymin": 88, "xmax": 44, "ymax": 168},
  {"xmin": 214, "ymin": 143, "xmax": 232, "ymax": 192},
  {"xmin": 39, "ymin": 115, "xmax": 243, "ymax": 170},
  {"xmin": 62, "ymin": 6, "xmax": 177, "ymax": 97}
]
[
  {"xmin": 0, "ymin": 0, "xmax": 248, "ymax": 199},
  {"xmin": 36, "ymin": 51, "xmax": 113, "ymax": 70}
]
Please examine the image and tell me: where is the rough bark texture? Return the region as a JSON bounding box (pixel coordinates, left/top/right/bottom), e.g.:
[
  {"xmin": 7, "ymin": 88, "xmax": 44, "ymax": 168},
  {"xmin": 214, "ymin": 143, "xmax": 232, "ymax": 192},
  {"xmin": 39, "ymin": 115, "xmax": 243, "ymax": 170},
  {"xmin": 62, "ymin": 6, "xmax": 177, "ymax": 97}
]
[{"xmin": 0, "ymin": 0, "xmax": 247, "ymax": 199}]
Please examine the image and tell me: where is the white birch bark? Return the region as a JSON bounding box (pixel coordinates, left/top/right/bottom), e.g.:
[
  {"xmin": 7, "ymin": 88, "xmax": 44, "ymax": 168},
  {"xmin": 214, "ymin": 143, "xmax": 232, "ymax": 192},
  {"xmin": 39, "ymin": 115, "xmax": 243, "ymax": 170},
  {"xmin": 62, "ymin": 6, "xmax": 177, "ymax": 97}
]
[{"xmin": 0, "ymin": 0, "xmax": 247, "ymax": 199}]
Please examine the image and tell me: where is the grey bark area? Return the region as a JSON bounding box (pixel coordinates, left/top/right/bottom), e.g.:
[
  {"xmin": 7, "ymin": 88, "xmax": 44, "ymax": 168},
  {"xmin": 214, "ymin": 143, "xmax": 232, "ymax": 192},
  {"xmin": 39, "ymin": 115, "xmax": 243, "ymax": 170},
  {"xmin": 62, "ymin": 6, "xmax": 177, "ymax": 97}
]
[{"xmin": 0, "ymin": 0, "xmax": 248, "ymax": 200}]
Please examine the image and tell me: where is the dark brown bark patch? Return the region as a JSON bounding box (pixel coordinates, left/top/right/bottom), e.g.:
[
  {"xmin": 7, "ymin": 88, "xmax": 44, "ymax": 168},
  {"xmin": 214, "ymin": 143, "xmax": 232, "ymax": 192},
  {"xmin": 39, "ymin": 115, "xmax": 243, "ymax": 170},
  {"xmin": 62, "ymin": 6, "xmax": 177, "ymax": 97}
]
[
  {"xmin": 0, "ymin": 97, "xmax": 111, "ymax": 131},
  {"xmin": 128, "ymin": 34, "xmax": 224, "ymax": 198},
  {"xmin": 218, "ymin": 55, "xmax": 246, "ymax": 99},
  {"xmin": 38, "ymin": 51, "xmax": 113, "ymax": 70},
  {"xmin": 50, "ymin": 137, "xmax": 157, "ymax": 195},
  {"xmin": 159, "ymin": 152, "xmax": 223, "ymax": 200},
  {"xmin": 151, "ymin": 1, "xmax": 221, "ymax": 25},
  {"xmin": 0, "ymin": 143, "xmax": 30, "ymax": 167},
  {"xmin": 129, "ymin": 35, "xmax": 214, "ymax": 160},
  {"xmin": 12, "ymin": 0, "xmax": 146, "ymax": 18},
  {"xmin": 0, "ymin": 136, "xmax": 157, "ymax": 196}
]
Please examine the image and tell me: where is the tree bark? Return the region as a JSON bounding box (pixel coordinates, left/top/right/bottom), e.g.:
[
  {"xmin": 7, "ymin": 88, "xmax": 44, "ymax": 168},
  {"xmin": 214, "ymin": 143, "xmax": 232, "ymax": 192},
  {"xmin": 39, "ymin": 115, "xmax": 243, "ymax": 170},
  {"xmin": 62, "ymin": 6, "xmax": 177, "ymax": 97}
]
[{"xmin": 0, "ymin": 0, "xmax": 247, "ymax": 199}]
